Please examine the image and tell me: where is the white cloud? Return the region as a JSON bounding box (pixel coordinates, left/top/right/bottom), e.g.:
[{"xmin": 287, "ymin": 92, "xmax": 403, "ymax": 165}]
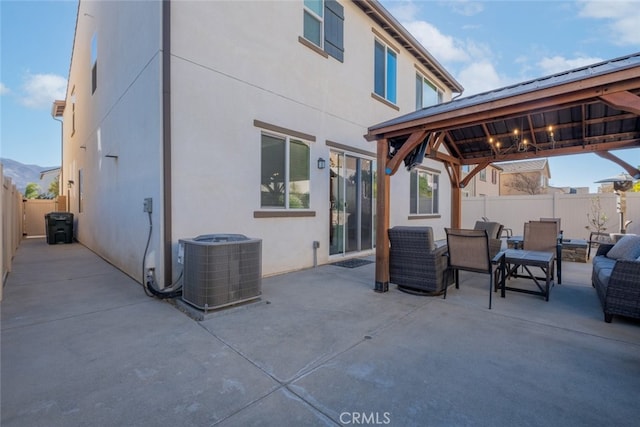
[
  {"xmin": 383, "ymin": 0, "xmax": 420, "ymax": 22},
  {"xmin": 0, "ymin": 82, "xmax": 9, "ymax": 95},
  {"xmin": 403, "ymin": 20, "xmax": 470, "ymax": 63},
  {"xmin": 447, "ymin": 0, "xmax": 484, "ymax": 17},
  {"xmin": 457, "ymin": 61, "xmax": 511, "ymax": 96},
  {"xmin": 383, "ymin": 1, "xmax": 519, "ymax": 95},
  {"xmin": 537, "ymin": 55, "xmax": 604, "ymax": 75},
  {"xmin": 578, "ymin": 1, "xmax": 640, "ymax": 45},
  {"xmin": 20, "ymin": 73, "xmax": 67, "ymax": 109}
]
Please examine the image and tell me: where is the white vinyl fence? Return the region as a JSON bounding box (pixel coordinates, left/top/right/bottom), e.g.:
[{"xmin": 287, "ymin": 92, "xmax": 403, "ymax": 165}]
[{"xmin": 462, "ymin": 192, "xmax": 621, "ymax": 240}]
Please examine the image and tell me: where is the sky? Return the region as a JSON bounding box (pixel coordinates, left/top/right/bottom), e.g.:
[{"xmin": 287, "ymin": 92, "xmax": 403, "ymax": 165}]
[{"xmin": 1, "ymin": 0, "xmax": 639, "ymax": 192}]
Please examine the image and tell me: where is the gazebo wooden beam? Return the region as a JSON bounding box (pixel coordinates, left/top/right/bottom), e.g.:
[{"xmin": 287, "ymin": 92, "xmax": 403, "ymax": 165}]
[
  {"xmin": 384, "ymin": 130, "xmax": 429, "ymax": 176},
  {"xmin": 599, "ymin": 91, "xmax": 640, "ymax": 115},
  {"xmin": 596, "ymin": 151, "xmax": 640, "ymax": 178},
  {"xmin": 460, "ymin": 160, "xmax": 492, "ymax": 188},
  {"xmin": 458, "ymin": 139, "xmax": 639, "ymax": 164}
]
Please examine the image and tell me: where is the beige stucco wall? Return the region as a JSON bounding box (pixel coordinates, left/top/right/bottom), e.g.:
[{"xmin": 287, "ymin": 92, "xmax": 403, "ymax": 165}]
[
  {"xmin": 62, "ymin": 0, "xmax": 458, "ymax": 282},
  {"xmin": 168, "ymin": 1, "xmax": 454, "ymax": 274},
  {"xmin": 62, "ymin": 0, "xmax": 164, "ymax": 283}
]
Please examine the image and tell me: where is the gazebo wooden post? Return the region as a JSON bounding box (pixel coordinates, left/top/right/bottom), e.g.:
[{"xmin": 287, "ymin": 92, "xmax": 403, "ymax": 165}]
[
  {"xmin": 451, "ymin": 163, "xmax": 462, "ymax": 228},
  {"xmin": 374, "ymin": 138, "xmax": 390, "ymax": 292},
  {"xmin": 451, "ymin": 183, "xmax": 462, "ymax": 228}
]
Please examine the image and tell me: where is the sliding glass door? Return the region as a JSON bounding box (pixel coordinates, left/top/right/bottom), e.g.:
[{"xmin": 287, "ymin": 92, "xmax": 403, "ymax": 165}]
[{"xmin": 329, "ymin": 151, "xmax": 375, "ymax": 255}]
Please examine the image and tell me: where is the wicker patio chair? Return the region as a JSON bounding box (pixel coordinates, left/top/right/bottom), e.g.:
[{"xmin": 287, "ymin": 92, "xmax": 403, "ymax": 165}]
[
  {"xmin": 444, "ymin": 228, "xmax": 505, "ymax": 309},
  {"xmin": 388, "ymin": 226, "xmax": 452, "ymax": 295}
]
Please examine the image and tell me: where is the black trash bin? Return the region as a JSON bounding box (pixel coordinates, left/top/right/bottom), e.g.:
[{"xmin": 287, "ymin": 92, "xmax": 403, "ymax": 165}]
[{"xmin": 45, "ymin": 212, "xmax": 74, "ymax": 244}]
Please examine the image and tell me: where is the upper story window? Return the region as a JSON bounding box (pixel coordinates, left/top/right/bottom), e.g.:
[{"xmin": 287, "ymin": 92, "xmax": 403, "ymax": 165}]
[
  {"xmin": 491, "ymin": 169, "xmax": 498, "ymax": 184},
  {"xmin": 303, "ymin": 0, "xmax": 344, "ymax": 62},
  {"xmin": 416, "ymin": 74, "xmax": 443, "ymax": 110},
  {"xmin": 91, "ymin": 33, "xmax": 98, "ymax": 94},
  {"xmin": 479, "ymin": 169, "xmax": 487, "ymax": 181},
  {"xmin": 261, "ymin": 133, "xmax": 311, "ymax": 209},
  {"xmin": 409, "ymin": 169, "xmax": 439, "ymax": 215},
  {"xmin": 374, "ymin": 40, "xmax": 397, "ymax": 104},
  {"xmin": 303, "ymin": 0, "xmax": 323, "ymax": 46}
]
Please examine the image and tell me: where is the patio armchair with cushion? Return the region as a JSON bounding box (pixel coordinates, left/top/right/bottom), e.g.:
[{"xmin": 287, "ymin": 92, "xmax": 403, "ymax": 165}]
[
  {"xmin": 591, "ymin": 235, "xmax": 640, "ymax": 323},
  {"xmin": 388, "ymin": 226, "xmax": 452, "ymax": 295}
]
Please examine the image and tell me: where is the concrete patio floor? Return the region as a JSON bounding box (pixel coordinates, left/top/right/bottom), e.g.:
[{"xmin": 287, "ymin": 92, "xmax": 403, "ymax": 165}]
[{"xmin": 2, "ymin": 238, "xmax": 640, "ymax": 426}]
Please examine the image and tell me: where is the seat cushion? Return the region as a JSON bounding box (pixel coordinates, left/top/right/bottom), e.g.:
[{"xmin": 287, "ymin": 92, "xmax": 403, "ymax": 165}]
[
  {"xmin": 596, "ymin": 266, "xmax": 614, "ymax": 287},
  {"xmin": 605, "ymin": 235, "xmax": 640, "ymax": 260},
  {"xmin": 592, "ymin": 255, "xmax": 616, "ymax": 287}
]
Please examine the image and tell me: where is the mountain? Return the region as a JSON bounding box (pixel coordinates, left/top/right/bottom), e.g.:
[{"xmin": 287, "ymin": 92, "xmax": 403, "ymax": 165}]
[{"xmin": 0, "ymin": 158, "xmax": 60, "ymax": 195}]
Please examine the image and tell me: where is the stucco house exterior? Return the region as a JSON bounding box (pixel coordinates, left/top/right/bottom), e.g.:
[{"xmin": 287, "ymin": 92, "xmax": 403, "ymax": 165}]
[
  {"xmin": 461, "ymin": 164, "xmax": 502, "ymax": 197},
  {"xmin": 55, "ymin": 0, "xmax": 462, "ymax": 287},
  {"xmin": 499, "ymin": 159, "xmax": 551, "ymax": 195}
]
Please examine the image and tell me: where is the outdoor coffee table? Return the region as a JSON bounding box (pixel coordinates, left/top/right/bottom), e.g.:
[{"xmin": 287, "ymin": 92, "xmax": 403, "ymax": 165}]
[
  {"xmin": 507, "ymin": 235, "xmax": 562, "ymax": 284},
  {"xmin": 499, "ymin": 249, "xmax": 555, "ymax": 301}
]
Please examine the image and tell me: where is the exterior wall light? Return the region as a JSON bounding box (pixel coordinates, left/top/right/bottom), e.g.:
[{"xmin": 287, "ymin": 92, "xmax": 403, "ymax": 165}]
[{"xmin": 317, "ymin": 157, "xmax": 326, "ymax": 169}]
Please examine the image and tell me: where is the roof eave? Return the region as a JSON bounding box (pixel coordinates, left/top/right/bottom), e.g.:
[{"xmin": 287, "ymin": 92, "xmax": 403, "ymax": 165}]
[
  {"xmin": 353, "ymin": 0, "xmax": 464, "ymax": 94},
  {"xmin": 51, "ymin": 100, "xmax": 66, "ymax": 118}
]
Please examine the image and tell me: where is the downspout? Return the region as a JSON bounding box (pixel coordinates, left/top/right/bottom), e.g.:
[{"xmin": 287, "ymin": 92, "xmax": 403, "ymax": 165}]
[
  {"xmin": 52, "ymin": 115, "xmax": 64, "ymax": 206},
  {"xmin": 162, "ymin": 0, "xmax": 173, "ymax": 288}
]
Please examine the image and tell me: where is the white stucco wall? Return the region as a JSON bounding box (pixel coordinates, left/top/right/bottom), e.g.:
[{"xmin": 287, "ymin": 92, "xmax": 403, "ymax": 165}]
[
  {"xmin": 168, "ymin": 1, "xmax": 454, "ymax": 275},
  {"xmin": 63, "ymin": 0, "xmax": 164, "ymax": 283}
]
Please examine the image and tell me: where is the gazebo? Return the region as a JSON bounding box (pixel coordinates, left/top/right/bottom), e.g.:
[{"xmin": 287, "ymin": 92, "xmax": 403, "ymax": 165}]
[{"xmin": 366, "ymin": 52, "xmax": 640, "ymax": 292}]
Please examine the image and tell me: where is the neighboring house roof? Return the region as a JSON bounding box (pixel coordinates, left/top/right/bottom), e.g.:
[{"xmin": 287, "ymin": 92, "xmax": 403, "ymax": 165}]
[
  {"xmin": 353, "ymin": 1, "xmax": 463, "ymax": 94},
  {"xmin": 498, "ymin": 159, "xmax": 549, "ymax": 175},
  {"xmin": 39, "ymin": 167, "xmax": 61, "ymax": 180}
]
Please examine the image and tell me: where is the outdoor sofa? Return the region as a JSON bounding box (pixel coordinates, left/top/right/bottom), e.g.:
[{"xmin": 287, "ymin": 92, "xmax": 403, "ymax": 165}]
[{"xmin": 591, "ymin": 235, "xmax": 640, "ymax": 323}]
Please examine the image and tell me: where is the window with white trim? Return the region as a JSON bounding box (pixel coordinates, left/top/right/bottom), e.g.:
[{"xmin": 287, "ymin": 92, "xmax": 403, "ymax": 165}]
[
  {"xmin": 261, "ymin": 133, "xmax": 310, "ymax": 209},
  {"xmin": 415, "ymin": 73, "xmax": 443, "ymax": 110},
  {"xmin": 303, "ymin": 0, "xmax": 323, "ymax": 46},
  {"xmin": 409, "ymin": 170, "xmax": 439, "ymax": 214},
  {"xmin": 303, "ymin": 0, "xmax": 344, "ymax": 61},
  {"xmin": 374, "ymin": 40, "xmax": 397, "ymax": 104}
]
